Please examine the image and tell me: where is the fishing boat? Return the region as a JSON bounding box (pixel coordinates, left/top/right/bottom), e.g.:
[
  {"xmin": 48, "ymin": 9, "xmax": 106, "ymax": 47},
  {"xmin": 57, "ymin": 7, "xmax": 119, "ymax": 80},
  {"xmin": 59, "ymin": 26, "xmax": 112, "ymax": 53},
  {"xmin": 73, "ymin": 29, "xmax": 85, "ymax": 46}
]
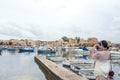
[
  {"xmin": 79, "ymin": 46, "xmax": 89, "ymax": 51},
  {"xmin": 63, "ymin": 58, "xmax": 93, "ymax": 69},
  {"xmin": 70, "ymin": 64, "xmax": 81, "ymax": 73},
  {"xmin": 46, "ymin": 54, "xmax": 65, "ymax": 62},
  {"xmin": 75, "ymin": 54, "xmax": 88, "ymax": 59},
  {"xmin": 38, "ymin": 49, "xmax": 56, "ymax": 54},
  {"xmin": 110, "ymin": 51, "xmax": 120, "ymax": 60},
  {"xmin": 70, "ymin": 58, "xmax": 93, "ymax": 64},
  {"xmin": 110, "ymin": 51, "xmax": 120, "ymax": 55},
  {"xmin": 18, "ymin": 47, "xmax": 34, "ymax": 53},
  {"xmin": 1, "ymin": 47, "xmax": 7, "ymax": 50},
  {"xmin": 7, "ymin": 48, "xmax": 16, "ymax": 52},
  {"xmin": 72, "ymin": 47, "xmax": 90, "ymax": 56},
  {"xmin": 78, "ymin": 68, "xmax": 95, "ymax": 80},
  {"xmin": 62, "ymin": 60, "xmax": 71, "ymax": 68}
]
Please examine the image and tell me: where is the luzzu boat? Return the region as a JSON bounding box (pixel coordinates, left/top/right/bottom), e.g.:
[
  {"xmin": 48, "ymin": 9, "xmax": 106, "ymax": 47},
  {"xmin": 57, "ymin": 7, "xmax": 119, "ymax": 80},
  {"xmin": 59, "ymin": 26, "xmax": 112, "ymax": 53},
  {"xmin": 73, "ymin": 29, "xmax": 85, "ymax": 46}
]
[{"xmin": 18, "ymin": 47, "xmax": 34, "ymax": 53}]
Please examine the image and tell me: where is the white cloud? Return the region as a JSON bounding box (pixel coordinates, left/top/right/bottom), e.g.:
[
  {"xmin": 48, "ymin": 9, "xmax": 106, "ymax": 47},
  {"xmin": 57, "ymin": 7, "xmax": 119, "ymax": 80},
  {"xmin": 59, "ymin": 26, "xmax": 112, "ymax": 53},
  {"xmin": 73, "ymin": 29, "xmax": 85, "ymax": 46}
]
[{"xmin": 0, "ymin": 0, "xmax": 120, "ymax": 43}]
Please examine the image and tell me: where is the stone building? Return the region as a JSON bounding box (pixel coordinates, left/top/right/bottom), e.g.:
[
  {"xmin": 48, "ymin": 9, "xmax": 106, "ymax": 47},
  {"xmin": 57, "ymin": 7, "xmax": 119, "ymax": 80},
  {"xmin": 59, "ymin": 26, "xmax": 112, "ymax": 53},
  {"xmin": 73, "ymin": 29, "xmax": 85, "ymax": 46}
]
[
  {"xmin": 68, "ymin": 38, "xmax": 77, "ymax": 47},
  {"xmin": 35, "ymin": 40, "xmax": 41, "ymax": 46},
  {"xmin": 26, "ymin": 39, "xmax": 35, "ymax": 46},
  {"xmin": 0, "ymin": 37, "xmax": 114, "ymax": 47}
]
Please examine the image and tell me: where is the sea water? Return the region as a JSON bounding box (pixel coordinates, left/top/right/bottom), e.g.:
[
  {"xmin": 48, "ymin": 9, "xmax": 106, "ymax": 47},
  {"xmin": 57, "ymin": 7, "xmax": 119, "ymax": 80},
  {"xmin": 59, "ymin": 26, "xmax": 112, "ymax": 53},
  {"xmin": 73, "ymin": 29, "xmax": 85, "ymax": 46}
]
[{"xmin": 0, "ymin": 52, "xmax": 46, "ymax": 80}]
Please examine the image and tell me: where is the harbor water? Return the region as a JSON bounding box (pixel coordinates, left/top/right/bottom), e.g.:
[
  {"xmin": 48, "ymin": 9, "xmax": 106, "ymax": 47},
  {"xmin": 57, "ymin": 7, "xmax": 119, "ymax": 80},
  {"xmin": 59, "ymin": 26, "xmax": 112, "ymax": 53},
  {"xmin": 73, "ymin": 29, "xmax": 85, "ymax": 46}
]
[
  {"xmin": 0, "ymin": 51, "xmax": 46, "ymax": 80},
  {"xmin": 0, "ymin": 47, "xmax": 120, "ymax": 80}
]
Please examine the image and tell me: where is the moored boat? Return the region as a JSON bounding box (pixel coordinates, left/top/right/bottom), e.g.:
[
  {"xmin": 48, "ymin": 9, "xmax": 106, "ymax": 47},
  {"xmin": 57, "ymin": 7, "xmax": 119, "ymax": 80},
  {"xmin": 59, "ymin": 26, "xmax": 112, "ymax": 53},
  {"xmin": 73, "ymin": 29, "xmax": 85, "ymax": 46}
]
[
  {"xmin": 62, "ymin": 60, "xmax": 71, "ymax": 68},
  {"xmin": 110, "ymin": 51, "xmax": 120, "ymax": 60},
  {"xmin": 38, "ymin": 49, "xmax": 56, "ymax": 54},
  {"xmin": 78, "ymin": 68, "xmax": 95, "ymax": 80},
  {"xmin": 7, "ymin": 48, "xmax": 16, "ymax": 52},
  {"xmin": 46, "ymin": 54, "xmax": 65, "ymax": 62},
  {"xmin": 18, "ymin": 47, "xmax": 34, "ymax": 53}
]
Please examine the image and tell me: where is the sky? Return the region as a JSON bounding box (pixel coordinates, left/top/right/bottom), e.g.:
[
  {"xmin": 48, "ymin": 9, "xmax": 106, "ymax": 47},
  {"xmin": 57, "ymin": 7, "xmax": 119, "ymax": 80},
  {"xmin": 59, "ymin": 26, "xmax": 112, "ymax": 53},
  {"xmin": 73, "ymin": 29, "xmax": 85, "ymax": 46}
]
[{"xmin": 0, "ymin": 0, "xmax": 120, "ymax": 43}]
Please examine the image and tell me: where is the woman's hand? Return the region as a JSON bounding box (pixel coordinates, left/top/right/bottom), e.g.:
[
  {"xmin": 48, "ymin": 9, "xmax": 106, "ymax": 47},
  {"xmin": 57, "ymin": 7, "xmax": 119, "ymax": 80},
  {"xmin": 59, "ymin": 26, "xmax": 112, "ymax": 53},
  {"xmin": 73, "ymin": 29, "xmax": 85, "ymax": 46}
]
[
  {"xmin": 93, "ymin": 44, "xmax": 99, "ymax": 48},
  {"xmin": 91, "ymin": 44, "xmax": 99, "ymax": 57}
]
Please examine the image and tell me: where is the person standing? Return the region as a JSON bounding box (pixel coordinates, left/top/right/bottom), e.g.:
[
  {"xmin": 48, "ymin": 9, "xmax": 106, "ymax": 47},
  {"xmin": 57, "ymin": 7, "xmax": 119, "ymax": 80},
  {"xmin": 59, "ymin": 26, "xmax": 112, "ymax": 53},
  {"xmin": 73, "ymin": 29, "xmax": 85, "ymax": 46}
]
[{"xmin": 91, "ymin": 40, "xmax": 111, "ymax": 80}]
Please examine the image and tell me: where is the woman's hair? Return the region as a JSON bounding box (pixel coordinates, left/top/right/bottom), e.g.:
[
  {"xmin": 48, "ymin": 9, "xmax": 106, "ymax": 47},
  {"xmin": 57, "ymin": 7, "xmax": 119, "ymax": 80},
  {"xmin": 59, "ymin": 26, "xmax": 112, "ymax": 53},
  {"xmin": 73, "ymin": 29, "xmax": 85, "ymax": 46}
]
[{"xmin": 99, "ymin": 40, "xmax": 109, "ymax": 49}]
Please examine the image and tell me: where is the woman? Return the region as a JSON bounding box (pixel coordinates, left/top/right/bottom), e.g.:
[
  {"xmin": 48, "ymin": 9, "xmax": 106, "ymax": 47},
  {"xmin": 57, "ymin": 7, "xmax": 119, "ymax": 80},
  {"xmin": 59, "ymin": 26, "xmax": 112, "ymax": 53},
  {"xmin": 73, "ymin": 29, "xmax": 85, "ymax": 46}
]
[{"xmin": 91, "ymin": 40, "xmax": 111, "ymax": 80}]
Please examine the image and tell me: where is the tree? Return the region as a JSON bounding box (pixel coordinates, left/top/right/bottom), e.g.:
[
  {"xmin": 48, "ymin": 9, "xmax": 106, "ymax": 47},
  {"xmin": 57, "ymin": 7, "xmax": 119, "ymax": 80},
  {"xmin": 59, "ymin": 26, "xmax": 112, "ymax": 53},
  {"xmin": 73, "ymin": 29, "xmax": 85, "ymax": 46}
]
[{"xmin": 62, "ymin": 36, "xmax": 69, "ymax": 42}]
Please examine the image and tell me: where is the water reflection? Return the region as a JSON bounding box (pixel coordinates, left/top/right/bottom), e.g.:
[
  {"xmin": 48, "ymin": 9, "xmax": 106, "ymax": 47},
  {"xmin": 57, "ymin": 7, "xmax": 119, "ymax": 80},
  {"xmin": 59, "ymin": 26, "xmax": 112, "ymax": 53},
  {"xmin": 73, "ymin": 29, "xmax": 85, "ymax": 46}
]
[{"xmin": 0, "ymin": 52, "xmax": 46, "ymax": 80}]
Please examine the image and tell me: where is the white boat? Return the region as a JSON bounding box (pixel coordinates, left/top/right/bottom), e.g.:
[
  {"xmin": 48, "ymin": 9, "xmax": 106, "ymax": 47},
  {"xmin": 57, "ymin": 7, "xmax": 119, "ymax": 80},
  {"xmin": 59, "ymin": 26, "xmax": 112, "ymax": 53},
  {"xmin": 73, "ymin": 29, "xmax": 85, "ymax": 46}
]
[
  {"xmin": 110, "ymin": 51, "xmax": 120, "ymax": 60},
  {"xmin": 69, "ymin": 59, "xmax": 84, "ymax": 64},
  {"xmin": 70, "ymin": 64, "xmax": 81, "ymax": 73},
  {"xmin": 63, "ymin": 58, "xmax": 93, "ymax": 67},
  {"xmin": 72, "ymin": 49, "xmax": 90, "ymax": 55},
  {"xmin": 47, "ymin": 55, "xmax": 65, "ymax": 62},
  {"xmin": 110, "ymin": 51, "xmax": 120, "ymax": 55},
  {"xmin": 62, "ymin": 60, "xmax": 70, "ymax": 68},
  {"xmin": 50, "ymin": 57, "xmax": 65, "ymax": 62},
  {"xmin": 78, "ymin": 68, "xmax": 95, "ymax": 80}
]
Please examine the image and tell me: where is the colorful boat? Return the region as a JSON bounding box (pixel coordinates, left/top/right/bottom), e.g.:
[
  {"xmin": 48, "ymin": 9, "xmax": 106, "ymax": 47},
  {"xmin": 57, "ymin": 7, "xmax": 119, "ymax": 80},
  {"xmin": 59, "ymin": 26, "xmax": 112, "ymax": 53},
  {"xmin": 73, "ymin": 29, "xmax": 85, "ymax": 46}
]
[
  {"xmin": 18, "ymin": 48, "xmax": 34, "ymax": 53},
  {"xmin": 38, "ymin": 50, "xmax": 56, "ymax": 54}
]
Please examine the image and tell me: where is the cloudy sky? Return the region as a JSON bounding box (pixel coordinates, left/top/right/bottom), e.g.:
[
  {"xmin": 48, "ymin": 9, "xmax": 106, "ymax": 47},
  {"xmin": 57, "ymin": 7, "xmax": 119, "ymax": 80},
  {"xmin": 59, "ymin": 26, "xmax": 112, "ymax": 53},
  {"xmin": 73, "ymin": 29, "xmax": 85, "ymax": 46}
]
[{"xmin": 0, "ymin": 0, "xmax": 120, "ymax": 43}]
